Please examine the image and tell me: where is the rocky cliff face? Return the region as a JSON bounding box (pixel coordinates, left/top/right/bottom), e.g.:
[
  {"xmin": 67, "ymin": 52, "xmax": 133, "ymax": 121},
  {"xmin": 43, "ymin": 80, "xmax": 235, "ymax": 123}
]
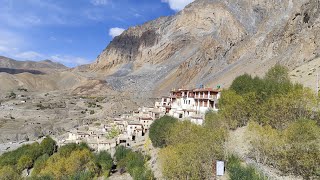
[{"xmin": 91, "ymin": 0, "xmax": 320, "ymax": 97}]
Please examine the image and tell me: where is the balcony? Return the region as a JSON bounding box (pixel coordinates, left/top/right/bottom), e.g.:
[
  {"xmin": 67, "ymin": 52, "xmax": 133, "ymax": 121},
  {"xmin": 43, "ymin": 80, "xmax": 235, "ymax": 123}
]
[{"xmin": 194, "ymin": 95, "xmax": 217, "ymax": 100}]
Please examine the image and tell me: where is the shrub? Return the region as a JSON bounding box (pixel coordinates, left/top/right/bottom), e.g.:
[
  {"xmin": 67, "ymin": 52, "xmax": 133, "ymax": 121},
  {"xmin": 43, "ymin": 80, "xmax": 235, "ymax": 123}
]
[
  {"xmin": 0, "ymin": 166, "xmax": 21, "ymax": 180},
  {"xmin": 95, "ymin": 151, "xmax": 113, "ymax": 176},
  {"xmin": 17, "ymin": 155, "xmax": 33, "ymax": 171},
  {"xmin": 40, "ymin": 136, "xmax": 57, "ymax": 156},
  {"xmin": 160, "ymin": 120, "xmax": 228, "ymax": 179},
  {"xmin": 227, "ymin": 155, "xmax": 267, "ymax": 180},
  {"xmin": 114, "ymin": 146, "xmax": 154, "ymax": 180},
  {"xmin": 248, "ymin": 120, "xmax": 320, "ymax": 179},
  {"xmin": 149, "ymin": 115, "xmax": 178, "ymax": 148}
]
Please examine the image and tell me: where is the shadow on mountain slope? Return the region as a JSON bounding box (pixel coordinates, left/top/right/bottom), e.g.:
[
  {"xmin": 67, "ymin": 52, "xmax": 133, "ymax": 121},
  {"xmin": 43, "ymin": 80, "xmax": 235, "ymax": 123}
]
[{"xmin": 0, "ymin": 68, "xmax": 45, "ymax": 75}]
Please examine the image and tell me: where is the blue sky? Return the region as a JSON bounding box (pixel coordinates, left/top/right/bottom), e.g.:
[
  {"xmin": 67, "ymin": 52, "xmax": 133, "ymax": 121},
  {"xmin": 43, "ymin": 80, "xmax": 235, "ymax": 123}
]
[{"xmin": 0, "ymin": 0, "xmax": 194, "ymax": 67}]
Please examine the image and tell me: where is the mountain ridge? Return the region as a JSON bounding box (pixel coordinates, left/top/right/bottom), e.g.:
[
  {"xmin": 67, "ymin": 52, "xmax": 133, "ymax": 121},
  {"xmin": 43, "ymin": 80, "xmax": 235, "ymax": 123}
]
[
  {"xmin": 0, "ymin": 56, "xmax": 68, "ymax": 73},
  {"xmin": 88, "ymin": 0, "xmax": 319, "ymax": 98}
]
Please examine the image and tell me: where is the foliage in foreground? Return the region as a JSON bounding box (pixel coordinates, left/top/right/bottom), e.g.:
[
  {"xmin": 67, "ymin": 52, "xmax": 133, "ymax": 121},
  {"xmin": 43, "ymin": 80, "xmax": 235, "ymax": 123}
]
[
  {"xmin": 158, "ymin": 113, "xmax": 228, "ymax": 179},
  {"xmin": 154, "ymin": 65, "xmax": 320, "ymax": 179},
  {"xmin": 115, "ymin": 146, "xmax": 154, "ymax": 180},
  {"xmin": 221, "ymin": 65, "xmax": 320, "ymax": 178},
  {"xmin": 227, "ymin": 155, "xmax": 267, "ymax": 180},
  {"xmin": 220, "ymin": 64, "xmax": 319, "ymax": 129},
  {"xmin": 0, "ymin": 139, "xmax": 113, "ymax": 179},
  {"xmin": 248, "ymin": 120, "xmax": 320, "ymax": 179},
  {"xmin": 149, "ymin": 115, "xmax": 178, "ymax": 148},
  {"xmin": 0, "ymin": 136, "xmax": 56, "ymax": 177}
]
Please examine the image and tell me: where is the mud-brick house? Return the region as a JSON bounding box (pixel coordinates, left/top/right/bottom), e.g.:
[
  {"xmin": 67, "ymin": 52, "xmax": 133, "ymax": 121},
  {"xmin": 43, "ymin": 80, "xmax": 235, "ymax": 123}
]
[
  {"xmin": 126, "ymin": 121, "xmax": 144, "ymax": 141},
  {"xmin": 139, "ymin": 117, "xmax": 153, "ymax": 133}
]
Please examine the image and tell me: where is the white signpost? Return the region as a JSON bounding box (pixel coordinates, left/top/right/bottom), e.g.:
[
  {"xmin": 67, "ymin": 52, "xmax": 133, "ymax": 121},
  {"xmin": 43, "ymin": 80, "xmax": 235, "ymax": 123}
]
[{"xmin": 216, "ymin": 160, "xmax": 225, "ymax": 176}]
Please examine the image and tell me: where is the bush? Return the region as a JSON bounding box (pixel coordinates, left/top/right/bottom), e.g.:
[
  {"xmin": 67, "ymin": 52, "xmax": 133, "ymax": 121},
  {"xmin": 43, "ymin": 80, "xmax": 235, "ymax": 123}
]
[
  {"xmin": 95, "ymin": 151, "xmax": 113, "ymax": 176},
  {"xmin": 114, "ymin": 146, "xmax": 154, "ymax": 180},
  {"xmin": 32, "ymin": 154, "xmax": 49, "ymax": 176},
  {"xmin": 0, "ymin": 166, "xmax": 21, "ymax": 180},
  {"xmin": 40, "ymin": 136, "xmax": 57, "ymax": 156},
  {"xmin": 248, "ymin": 120, "xmax": 320, "ymax": 179},
  {"xmin": 17, "ymin": 155, "xmax": 33, "ymax": 171},
  {"xmin": 0, "ymin": 142, "xmax": 43, "ymax": 172},
  {"xmin": 149, "ymin": 115, "xmax": 178, "ymax": 148},
  {"xmin": 227, "ymin": 155, "xmax": 267, "ymax": 180},
  {"xmin": 160, "ymin": 120, "xmax": 228, "ymax": 179}
]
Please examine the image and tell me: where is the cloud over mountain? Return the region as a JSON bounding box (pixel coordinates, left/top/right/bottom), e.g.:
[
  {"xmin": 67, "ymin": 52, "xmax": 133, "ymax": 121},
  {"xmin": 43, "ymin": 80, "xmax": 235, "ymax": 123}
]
[{"xmin": 161, "ymin": 0, "xmax": 194, "ymax": 11}]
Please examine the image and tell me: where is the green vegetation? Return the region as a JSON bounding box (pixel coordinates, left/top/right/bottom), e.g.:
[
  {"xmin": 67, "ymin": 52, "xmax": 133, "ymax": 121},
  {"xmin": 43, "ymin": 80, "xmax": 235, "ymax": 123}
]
[
  {"xmin": 0, "ymin": 166, "xmax": 20, "ymax": 180},
  {"xmin": 248, "ymin": 120, "xmax": 320, "ymax": 179},
  {"xmin": 222, "ymin": 65, "xmax": 320, "ymax": 179},
  {"xmin": 95, "ymin": 151, "xmax": 113, "ymax": 176},
  {"xmin": 114, "ymin": 146, "xmax": 154, "ymax": 180},
  {"xmin": 149, "ymin": 113, "xmax": 228, "ymax": 179},
  {"xmin": 227, "ymin": 155, "xmax": 267, "ymax": 180},
  {"xmin": 152, "ymin": 65, "xmax": 320, "ymax": 179},
  {"xmin": 106, "ymin": 125, "xmax": 120, "ymax": 139},
  {"xmin": 0, "ymin": 138, "xmax": 113, "ymax": 179},
  {"xmin": 0, "ymin": 136, "xmax": 56, "ymax": 179},
  {"xmin": 149, "ymin": 115, "xmax": 178, "ymax": 148}
]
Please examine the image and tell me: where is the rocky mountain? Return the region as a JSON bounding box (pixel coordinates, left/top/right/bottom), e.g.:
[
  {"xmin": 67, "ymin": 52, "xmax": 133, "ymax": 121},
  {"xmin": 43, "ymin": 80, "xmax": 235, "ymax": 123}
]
[
  {"xmin": 0, "ymin": 56, "xmax": 67, "ymax": 74},
  {"xmin": 90, "ymin": 0, "xmax": 320, "ymax": 97}
]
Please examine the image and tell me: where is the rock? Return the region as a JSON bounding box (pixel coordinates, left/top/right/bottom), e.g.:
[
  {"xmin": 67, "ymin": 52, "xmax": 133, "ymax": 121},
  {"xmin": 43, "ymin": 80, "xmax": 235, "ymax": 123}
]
[{"xmin": 90, "ymin": 0, "xmax": 320, "ymax": 97}]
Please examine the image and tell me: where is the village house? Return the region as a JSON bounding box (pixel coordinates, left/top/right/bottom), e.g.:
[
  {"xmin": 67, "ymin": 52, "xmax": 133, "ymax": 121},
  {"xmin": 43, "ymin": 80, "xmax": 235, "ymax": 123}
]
[
  {"xmin": 126, "ymin": 121, "xmax": 144, "ymax": 141},
  {"xmin": 139, "ymin": 117, "xmax": 153, "ymax": 133},
  {"xmin": 156, "ymin": 86, "xmax": 221, "ymax": 125},
  {"xmin": 59, "ymin": 124, "xmax": 117, "ymax": 153}
]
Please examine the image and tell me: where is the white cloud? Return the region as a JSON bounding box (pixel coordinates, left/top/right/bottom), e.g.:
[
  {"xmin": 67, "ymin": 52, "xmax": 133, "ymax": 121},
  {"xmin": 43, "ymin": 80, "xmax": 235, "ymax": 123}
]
[
  {"xmin": 161, "ymin": 0, "xmax": 194, "ymax": 11},
  {"xmin": 91, "ymin": 0, "xmax": 110, "ymax": 6},
  {"xmin": 50, "ymin": 55, "xmax": 91, "ymax": 66},
  {"xmin": 15, "ymin": 51, "xmax": 45, "ymax": 60},
  {"xmin": 109, "ymin": 27, "xmax": 125, "ymax": 38}
]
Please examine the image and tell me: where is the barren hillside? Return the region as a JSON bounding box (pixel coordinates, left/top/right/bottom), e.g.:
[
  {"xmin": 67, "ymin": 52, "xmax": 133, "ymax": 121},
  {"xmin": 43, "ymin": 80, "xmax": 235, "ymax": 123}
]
[
  {"xmin": 0, "ymin": 56, "xmax": 67, "ymax": 73},
  {"xmin": 90, "ymin": 0, "xmax": 320, "ymax": 97}
]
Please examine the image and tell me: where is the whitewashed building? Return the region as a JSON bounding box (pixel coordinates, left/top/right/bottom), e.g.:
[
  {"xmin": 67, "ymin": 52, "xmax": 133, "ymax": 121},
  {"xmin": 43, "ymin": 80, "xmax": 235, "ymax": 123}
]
[{"xmin": 157, "ymin": 87, "xmax": 221, "ymax": 125}]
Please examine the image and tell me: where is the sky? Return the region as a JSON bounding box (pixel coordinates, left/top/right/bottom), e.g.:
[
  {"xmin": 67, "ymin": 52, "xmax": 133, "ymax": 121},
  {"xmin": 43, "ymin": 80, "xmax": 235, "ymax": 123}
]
[{"xmin": 0, "ymin": 0, "xmax": 194, "ymax": 67}]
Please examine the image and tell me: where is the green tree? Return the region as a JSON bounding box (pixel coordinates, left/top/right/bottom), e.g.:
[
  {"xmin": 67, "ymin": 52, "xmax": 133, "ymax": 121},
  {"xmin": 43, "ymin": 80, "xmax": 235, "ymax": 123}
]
[
  {"xmin": 95, "ymin": 151, "xmax": 113, "ymax": 176},
  {"xmin": 230, "ymin": 74, "xmax": 256, "ymax": 95},
  {"xmin": 114, "ymin": 146, "xmax": 130, "ymax": 162},
  {"xmin": 0, "ymin": 166, "xmax": 20, "ymax": 180},
  {"xmin": 32, "ymin": 154, "xmax": 49, "ymax": 176},
  {"xmin": 219, "ymin": 90, "xmax": 247, "ymax": 129},
  {"xmin": 149, "ymin": 115, "xmax": 178, "ymax": 147},
  {"xmin": 40, "ymin": 136, "xmax": 57, "ymax": 156},
  {"xmin": 17, "ymin": 155, "xmax": 33, "ymax": 171},
  {"xmin": 264, "ymin": 64, "xmax": 290, "ymax": 83},
  {"xmin": 160, "ymin": 120, "xmax": 228, "ymax": 179},
  {"xmin": 115, "ymin": 146, "xmax": 154, "ymax": 180},
  {"xmin": 106, "ymin": 125, "xmax": 120, "ymax": 139}
]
